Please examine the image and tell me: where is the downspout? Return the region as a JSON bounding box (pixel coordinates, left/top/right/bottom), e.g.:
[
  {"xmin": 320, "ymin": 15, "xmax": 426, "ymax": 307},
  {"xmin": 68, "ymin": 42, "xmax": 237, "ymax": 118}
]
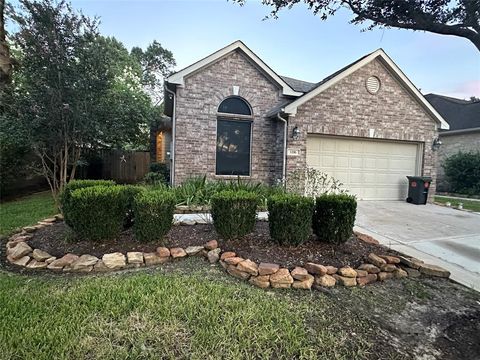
[
  {"xmin": 276, "ymin": 113, "xmax": 288, "ymax": 185},
  {"xmin": 165, "ymin": 85, "xmax": 176, "ymax": 186}
]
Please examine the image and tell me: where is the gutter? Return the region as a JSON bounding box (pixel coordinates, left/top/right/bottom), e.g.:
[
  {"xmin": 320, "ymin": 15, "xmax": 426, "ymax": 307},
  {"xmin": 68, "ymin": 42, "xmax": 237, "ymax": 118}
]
[
  {"xmin": 164, "ymin": 84, "xmax": 176, "ymax": 186},
  {"xmin": 276, "ymin": 113, "xmax": 288, "ymax": 184},
  {"xmin": 439, "ymin": 127, "xmax": 480, "ymax": 136}
]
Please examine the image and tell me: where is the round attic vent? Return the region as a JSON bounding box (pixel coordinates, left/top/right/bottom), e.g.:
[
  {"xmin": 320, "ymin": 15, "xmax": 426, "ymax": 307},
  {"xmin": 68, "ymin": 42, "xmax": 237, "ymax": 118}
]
[{"xmin": 366, "ymin": 76, "xmax": 381, "ymax": 94}]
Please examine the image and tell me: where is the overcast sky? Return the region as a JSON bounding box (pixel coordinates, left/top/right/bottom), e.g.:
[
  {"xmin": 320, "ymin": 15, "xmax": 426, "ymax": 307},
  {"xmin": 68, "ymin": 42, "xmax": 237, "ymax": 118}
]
[{"xmin": 23, "ymin": 0, "xmax": 480, "ymax": 99}]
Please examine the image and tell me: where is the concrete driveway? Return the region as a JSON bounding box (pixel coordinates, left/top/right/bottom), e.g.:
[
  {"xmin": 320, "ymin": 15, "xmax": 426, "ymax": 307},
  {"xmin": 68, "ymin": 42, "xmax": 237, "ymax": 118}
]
[{"xmin": 355, "ymin": 201, "xmax": 480, "ymax": 291}]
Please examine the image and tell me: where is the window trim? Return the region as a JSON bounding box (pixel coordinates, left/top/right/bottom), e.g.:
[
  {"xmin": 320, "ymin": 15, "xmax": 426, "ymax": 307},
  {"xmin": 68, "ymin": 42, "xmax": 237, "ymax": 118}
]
[{"xmin": 217, "ymin": 96, "xmax": 253, "ymax": 116}]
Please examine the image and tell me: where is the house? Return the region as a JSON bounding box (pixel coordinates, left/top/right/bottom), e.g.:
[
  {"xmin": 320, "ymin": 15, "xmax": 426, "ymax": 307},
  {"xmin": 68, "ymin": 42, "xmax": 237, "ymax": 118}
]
[
  {"xmin": 425, "ymin": 94, "xmax": 480, "ymax": 192},
  {"xmin": 158, "ymin": 40, "xmax": 449, "ymax": 201}
]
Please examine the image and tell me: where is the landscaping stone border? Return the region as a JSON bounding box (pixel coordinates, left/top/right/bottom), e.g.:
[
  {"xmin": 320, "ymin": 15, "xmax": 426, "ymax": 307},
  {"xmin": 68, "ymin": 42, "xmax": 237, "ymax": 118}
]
[{"xmin": 5, "ymin": 216, "xmax": 451, "ymax": 290}]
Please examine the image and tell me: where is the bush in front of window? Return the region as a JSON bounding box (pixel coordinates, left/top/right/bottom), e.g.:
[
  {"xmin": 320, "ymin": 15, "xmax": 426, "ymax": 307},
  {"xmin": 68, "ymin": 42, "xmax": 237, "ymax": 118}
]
[
  {"xmin": 313, "ymin": 194, "xmax": 357, "ymax": 244},
  {"xmin": 133, "ymin": 190, "xmax": 175, "ymax": 243},
  {"xmin": 268, "ymin": 194, "xmax": 314, "ymax": 246},
  {"xmin": 60, "ymin": 179, "xmax": 116, "ymax": 229},
  {"xmin": 211, "ymin": 190, "xmax": 259, "ymax": 239},
  {"xmin": 67, "ymin": 185, "xmax": 128, "ymax": 241}
]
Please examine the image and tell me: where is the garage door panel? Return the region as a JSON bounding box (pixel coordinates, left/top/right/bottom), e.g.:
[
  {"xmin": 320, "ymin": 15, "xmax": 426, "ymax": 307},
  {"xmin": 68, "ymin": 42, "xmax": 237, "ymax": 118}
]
[{"xmin": 306, "ymin": 136, "xmax": 419, "ymax": 200}]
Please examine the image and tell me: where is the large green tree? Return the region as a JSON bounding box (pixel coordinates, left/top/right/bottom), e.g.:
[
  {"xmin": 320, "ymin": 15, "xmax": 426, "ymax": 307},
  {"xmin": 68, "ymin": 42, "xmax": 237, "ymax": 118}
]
[
  {"xmin": 234, "ymin": 0, "xmax": 480, "ymax": 51},
  {"xmin": 0, "ymin": 0, "xmax": 14, "ymax": 88},
  {"xmin": 6, "ymin": 0, "xmax": 158, "ymax": 203}
]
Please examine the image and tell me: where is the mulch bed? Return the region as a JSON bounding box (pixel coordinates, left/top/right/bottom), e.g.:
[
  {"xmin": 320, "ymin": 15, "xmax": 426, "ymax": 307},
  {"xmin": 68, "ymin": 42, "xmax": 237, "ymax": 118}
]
[{"xmin": 26, "ymin": 221, "xmax": 399, "ymax": 268}]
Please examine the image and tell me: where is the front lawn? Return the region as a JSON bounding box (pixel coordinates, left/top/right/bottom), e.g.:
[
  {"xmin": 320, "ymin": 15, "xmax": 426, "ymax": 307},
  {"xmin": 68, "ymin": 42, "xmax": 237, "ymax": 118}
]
[
  {"xmin": 434, "ymin": 196, "xmax": 480, "ymax": 212},
  {"xmin": 0, "ymin": 192, "xmax": 57, "ymax": 236}
]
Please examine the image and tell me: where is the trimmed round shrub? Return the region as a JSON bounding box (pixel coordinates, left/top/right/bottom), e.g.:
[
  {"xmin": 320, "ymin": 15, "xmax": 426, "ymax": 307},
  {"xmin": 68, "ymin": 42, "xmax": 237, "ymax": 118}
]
[
  {"xmin": 268, "ymin": 194, "xmax": 314, "ymax": 246},
  {"xmin": 313, "ymin": 194, "xmax": 357, "ymax": 244},
  {"xmin": 60, "ymin": 179, "xmax": 115, "ymax": 228},
  {"xmin": 133, "ymin": 190, "xmax": 175, "ymax": 242},
  {"xmin": 211, "ymin": 190, "xmax": 259, "ymax": 240},
  {"xmin": 68, "ymin": 185, "xmax": 127, "ymax": 241}
]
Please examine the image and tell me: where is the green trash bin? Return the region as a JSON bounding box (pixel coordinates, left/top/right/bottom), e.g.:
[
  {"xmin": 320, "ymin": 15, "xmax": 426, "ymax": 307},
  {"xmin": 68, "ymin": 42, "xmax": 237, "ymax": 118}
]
[{"xmin": 406, "ymin": 176, "xmax": 432, "ymax": 205}]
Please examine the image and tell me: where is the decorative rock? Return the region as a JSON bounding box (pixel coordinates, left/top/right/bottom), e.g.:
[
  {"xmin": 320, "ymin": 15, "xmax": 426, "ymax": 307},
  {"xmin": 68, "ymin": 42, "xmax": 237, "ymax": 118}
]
[
  {"xmin": 355, "ymin": 232, "xmax": 380, "ymax": 245},
  {"xmin": 368, "ymin": 253, "xmax": 387, "ymax": 268},
  {"xmin": 315, "ymin": 274, "xmax": 336, "ymax": 287},
  {"xmin": 291, "ymin": 267, "xmax": 310, "ymax": 281},
  {"xmin": 219, "ymin": 260, "xmax": 228, "ymax": 270},
  {"xmin": 419, "ymin": 264, "xmax": 450, "ymax": 278},
  {"xmin": 399, "ymin": 256, "xmax": 424, "ymax": 270},
  {"xmin": 270, "ymin": 268, "xmax": 294, "ymax": 288},
  {"xmin": 127, "ymin": 252, "xmax": 144, "ymax": 265},
  {"xmin": 47, "ymin": 253, "xmax": 79, "ymax": 270},
  {"xmin": 93, "ymin": 260, "xmax": 111, "ymax": 272},
  {"xmin": 333, "ymin": 275, "xmax": 357, "ymax": 287},
  {"xmin": 249, "ymin": 275, "xmax": 270, "ymax": 288},
  {"xmin": 170, "ymin": 247, "xmax": 187, "ymax": 259},
  {"xmin": 42, "ymin": 217, "xmax": 57, "ymax": 223},
  {"xmin": 325, "ymin": 266, "xmax": 338, "ymax": 275},
  {"xmin": 404, "ymin": 267, "xmax": 421, "ymax": 278},
  {"xmin": 292, "ymin": 274, "xmax": 314, "ymax": 289},
  {"xmin": 8, "ymin": 255, "xmax": 30, "ymax": 266},
  {"xmin": 9, "ymin": 234, "xmax": 33, "ymax": 243},
  {"xmin": 45, "ymin": 257, "xmax": 56, "ymax": 264},
  {"xmin": 227, "ymin": 265, "xmax": 251, "ymax": 280},
  {"xmin": 220, "ymin": 251, "xmax": 236, "ymax": 260},
  {"xmin": 338, "ymin": 266, "xmax": 357, "ymax": 278},
  {"xmin": 72, "ymin": 254, "xmax": 99, "ymax": 270},
  {"xmin": 394, "ymin": 268, "xmax": 408, "ymax": 278},
  {"xmin": 156, "ymin": 247, "xmax": 171, "ymax": 258},
  {"xmin": 377, "ymin": 272, "xmax": 393, "ymax": 281},
  {"xmin": 224, "ymin": 257, "xmax": 244, "ymax": 266},
  {"xmin": 26, "ymin": 259, "xmax": 48, "ymax": 269},
  {"xmin": 204, "ymin": 240, "xmax": 218, "ymax": 251},
  {"xmin": 208, "ymin": 248, "xmax": 221, "ymax": 263},
  {"xmin": 358, "ymin": 263, "xmax": 380, "ymax": 274},
  {"xmin": 258, "ymin": 262, "xmax": 280, "ymax": 276},
  {"xmin": 8, "ymin": 242, "xmax": 32, "ymax": 260},
  {"xmin": 355, "ymin": 269, "xmax": 368, "ymax": 277},
  {"xmin": 54, "ymin": 214, "xmax": 64, "ymax": 220},
  {"xmin": 143, "ymin": 253, "xmax": 168, "ymax": 266},
  {"xmin": 381, "ymin": 264, "xmax": 397, "ymax": 272},
  {"xmin": 304, "ymin": 262, "xmax": 327, "ymax": 276},
  {"xmin": 237, "ymin": 259, "xmax": 258, "ymax": 276},
  {"xmin": 185, "ymin": 246, "xmax": 204, "ymax": 256},
  {"xmin": 357, "ymin": 273, "xmax": 378, "ymax": 286},
  {"xmin": 102, "ymin": 252, "xmax": 126, "ymax": 269},
  {"xmin": 22, "ymin": 226, "xmax": 37, "ymax": 233},
  {"xmin": 379, "ymin": 255, "xmax": 401, "ymax": 264},
  {"xmin": 32, "ymin": 249, "xmax": 52, "ymax": 262},
  {"xmin": 75, "ymin": 265, "xmax": 93, "ymax": 273}
]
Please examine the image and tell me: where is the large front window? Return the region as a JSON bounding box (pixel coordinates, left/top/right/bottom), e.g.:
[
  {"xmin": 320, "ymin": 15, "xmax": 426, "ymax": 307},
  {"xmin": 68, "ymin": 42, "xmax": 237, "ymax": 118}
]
[{"xmin": 216, "ymin": 97, "xmax": 252, "ymax": 176}]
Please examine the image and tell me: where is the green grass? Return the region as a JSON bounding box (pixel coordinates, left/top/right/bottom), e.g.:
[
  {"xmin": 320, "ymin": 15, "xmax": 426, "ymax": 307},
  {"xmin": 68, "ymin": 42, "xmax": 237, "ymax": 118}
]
[
  {"xmin": 434, "ymin": 196, "xmax": 480, "ymax": 212},
  {"xmin": 0, "ymin": 262, "xmax": 376, "ymax": 360},
  {"xmin": 0, "ymin": 191, "xmax": 57, "ymax": 236}
]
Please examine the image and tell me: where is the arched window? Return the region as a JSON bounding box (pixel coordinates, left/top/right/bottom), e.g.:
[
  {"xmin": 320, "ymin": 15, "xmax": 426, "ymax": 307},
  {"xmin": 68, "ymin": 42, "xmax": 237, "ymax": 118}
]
[
  {"xmin": 218, "ymin": 97, "xmax": 252, "ymax": 116},
  {"xmin": 216, "ymin": 97, "xmax": 253, "ymax": 176}
]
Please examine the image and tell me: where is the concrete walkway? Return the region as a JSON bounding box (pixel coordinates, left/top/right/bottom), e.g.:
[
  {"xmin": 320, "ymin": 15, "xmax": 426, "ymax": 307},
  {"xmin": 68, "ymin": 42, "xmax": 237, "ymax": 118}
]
[{"xmin": 355, "ymin": 201, "xmax": 480, "ymax": 291}]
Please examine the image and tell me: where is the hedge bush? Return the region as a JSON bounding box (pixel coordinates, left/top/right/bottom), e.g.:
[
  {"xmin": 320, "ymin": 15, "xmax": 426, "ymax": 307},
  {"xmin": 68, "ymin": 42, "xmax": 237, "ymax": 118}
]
[
  {"xmin": 313, "ymin": 194, "xmax": 357, "ymax": 244},
  {"xmin": 60, "ymin": 179, "xmax": 116, "ymax": 228},
  {"xmin": 121, "ymin": 185, "xmax": 146, "ymax": 228},
  {"xmin": 68, "ymin": 185, "xmax": 127, "ymax": 241},
  {"xmin": 133, "ymin": 190, "xmax": 175, "ymax": 242},
  {"xmin": 268, "ymin": 194, "xmax": 314, "ymax": 246},
  {"xmin": 443, "ymin": 151, "xmax": 480, "ymax": 195},
  {"xmin": 211, "ymin": 190, "xmax": 259, "ymax": 239}
]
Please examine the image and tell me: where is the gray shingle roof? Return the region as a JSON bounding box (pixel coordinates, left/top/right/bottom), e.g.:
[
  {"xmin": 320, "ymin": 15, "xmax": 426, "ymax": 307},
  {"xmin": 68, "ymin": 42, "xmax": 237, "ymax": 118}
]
[
  {"xmin": 425, "ymin": 94, "xmax": 480, "ymax": 131},
  {"xmin": 279, "ymin": 76, "xmax": 317, "ymax": 93}
]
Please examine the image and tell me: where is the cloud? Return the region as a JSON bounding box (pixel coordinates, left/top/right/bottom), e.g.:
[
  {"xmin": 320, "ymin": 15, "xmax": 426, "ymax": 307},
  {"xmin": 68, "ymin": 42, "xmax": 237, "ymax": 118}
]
[{"xmin": 440, "ymin": 80, "xmax": 480, "ymax": 99}]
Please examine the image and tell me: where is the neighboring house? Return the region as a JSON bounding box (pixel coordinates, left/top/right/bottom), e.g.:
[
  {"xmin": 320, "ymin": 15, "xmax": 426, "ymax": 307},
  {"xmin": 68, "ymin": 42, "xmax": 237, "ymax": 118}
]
[
  {"xmin": 425, "ymin": 94, "xmax": 480, "ymax": 192},
  {"xmin": 159, "ymin": 40, "xmax": 449, "ymax": 201}
]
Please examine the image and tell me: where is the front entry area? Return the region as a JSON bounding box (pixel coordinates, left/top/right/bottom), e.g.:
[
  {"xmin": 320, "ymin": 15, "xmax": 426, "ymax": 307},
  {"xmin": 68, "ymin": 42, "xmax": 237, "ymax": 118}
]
[{"xmin": 306, "ymin": 135, "xmax": 421, "ymax": 200}]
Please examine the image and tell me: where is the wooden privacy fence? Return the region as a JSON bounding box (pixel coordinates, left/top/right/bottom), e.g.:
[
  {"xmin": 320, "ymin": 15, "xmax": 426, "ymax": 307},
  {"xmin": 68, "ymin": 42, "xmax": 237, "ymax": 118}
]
[{"xmin": 81, "ymin": 149, "xmax": 150, "ymax": 184}]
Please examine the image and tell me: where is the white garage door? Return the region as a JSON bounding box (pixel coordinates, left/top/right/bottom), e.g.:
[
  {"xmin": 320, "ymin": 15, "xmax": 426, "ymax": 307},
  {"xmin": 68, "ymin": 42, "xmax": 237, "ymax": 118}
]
[{"xmin": 306, "ymin": 136, "xmax": 421, "ymax": 200}]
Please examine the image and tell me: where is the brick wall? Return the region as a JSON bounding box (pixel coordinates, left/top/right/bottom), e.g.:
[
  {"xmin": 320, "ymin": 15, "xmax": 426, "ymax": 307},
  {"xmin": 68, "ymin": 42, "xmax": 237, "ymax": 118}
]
[
  {"xmin": 173, "ymin": 50, "xmax": 287, "ymax": 184},
  {"xmin": 437, "ymin": 131, "xmax": 480, "ymax": 192},
  {"xmin": 286, "ymin": 58, "xmax": 439, "ymax": 200}
]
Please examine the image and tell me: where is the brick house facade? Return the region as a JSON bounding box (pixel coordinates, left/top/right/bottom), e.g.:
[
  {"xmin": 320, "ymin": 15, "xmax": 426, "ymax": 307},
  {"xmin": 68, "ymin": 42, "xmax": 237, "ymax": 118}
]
[{"xmin": 163, "ymin": 41, "xmax": 449, "ymax": 201}]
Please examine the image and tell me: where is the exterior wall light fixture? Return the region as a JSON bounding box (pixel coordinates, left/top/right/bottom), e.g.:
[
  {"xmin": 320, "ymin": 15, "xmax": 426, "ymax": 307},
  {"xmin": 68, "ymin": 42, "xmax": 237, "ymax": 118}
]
[
  {"xmin": 292, "ymin": 126, "xmax": 300, "ymax": 140},
  {"xmin": 432, "ymin": 137, "xmax": 442, "ymax": 151}
]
